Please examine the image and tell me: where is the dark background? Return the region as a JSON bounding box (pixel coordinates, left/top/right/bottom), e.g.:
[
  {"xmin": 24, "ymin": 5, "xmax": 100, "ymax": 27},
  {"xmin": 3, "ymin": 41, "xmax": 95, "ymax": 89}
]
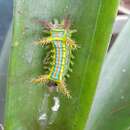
[
  {"xmin": 0, "ymin": 0, "xmax": 13, "ymax": 50},
  {"xmin": 0, "ymin": 0, "xmax": 13, "ymax": 124}
]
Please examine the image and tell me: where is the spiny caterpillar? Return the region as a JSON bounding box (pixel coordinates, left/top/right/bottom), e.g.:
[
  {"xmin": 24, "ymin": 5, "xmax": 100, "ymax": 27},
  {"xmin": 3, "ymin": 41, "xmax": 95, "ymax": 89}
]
[{"xmin": 32, "ymin": 18, "xmax": 78, "ymax": 98}]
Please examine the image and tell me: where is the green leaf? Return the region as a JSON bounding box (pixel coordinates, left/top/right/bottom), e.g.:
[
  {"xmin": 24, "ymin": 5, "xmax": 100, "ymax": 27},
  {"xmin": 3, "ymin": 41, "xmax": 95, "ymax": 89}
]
[
  {"xmin": 86, "ymin": 19, "xmax": 130, "ymax": 130},
  {"xmin": 4, "ymin": 0, "xmax": 119, "ymax": 130}
]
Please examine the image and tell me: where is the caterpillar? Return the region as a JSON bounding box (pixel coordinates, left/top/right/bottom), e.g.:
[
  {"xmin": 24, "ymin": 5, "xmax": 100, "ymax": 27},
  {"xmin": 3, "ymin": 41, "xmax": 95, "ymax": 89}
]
[{"xmin": 32, "ymin": 18, "xmax": 78, "ymax": 98}]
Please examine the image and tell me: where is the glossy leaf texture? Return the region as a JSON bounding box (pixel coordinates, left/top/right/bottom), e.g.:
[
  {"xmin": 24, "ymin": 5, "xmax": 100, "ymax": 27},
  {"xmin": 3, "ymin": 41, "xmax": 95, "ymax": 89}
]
[
  {"xmin": 4, "ymin": 0, "xmax": 119, "ymax": 130},
  {"xmin": 86, "ymin": 19, "xmax": 130, "ymax": 130}
]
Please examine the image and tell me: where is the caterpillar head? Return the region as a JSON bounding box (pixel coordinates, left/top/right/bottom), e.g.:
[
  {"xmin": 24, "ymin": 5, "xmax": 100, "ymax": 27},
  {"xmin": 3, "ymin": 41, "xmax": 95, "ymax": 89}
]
[{"xmin": 33, "ymin": 17, "xmax": 71, "ymax": 30}]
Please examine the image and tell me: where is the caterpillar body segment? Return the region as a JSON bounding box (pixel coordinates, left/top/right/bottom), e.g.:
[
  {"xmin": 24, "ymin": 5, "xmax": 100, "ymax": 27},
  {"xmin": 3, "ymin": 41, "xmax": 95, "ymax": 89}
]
[{"xmin": 32, "ymin": 18, "xmax": 77, "ymax": 98}]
